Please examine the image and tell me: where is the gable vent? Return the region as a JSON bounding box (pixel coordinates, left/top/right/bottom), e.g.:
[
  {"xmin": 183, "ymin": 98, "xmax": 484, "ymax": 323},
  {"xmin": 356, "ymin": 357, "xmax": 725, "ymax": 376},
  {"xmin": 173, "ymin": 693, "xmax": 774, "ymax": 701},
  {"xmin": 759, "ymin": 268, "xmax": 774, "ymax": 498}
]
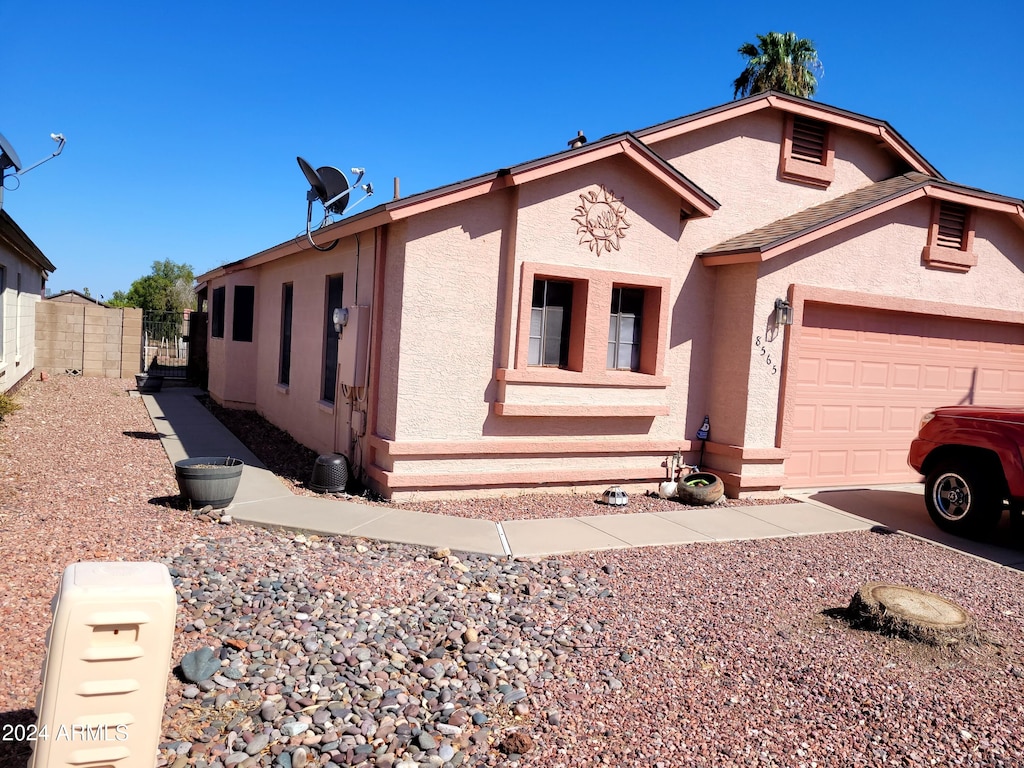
[
  {"xmin": 937, "ymin": 202, "xmax": 969, "ymax": 249},
  {"xmin": 791, "ymin": 117, "xmax": 828, "ymax": 164}
]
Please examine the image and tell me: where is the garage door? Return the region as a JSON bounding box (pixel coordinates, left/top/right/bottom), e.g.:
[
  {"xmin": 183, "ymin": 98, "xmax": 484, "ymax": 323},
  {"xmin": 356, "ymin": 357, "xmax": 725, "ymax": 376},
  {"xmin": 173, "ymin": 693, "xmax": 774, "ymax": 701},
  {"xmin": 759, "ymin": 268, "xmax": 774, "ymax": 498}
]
[{"xmin": 786, "ymin": 303, "xmax": 1024, "ymax": 487}]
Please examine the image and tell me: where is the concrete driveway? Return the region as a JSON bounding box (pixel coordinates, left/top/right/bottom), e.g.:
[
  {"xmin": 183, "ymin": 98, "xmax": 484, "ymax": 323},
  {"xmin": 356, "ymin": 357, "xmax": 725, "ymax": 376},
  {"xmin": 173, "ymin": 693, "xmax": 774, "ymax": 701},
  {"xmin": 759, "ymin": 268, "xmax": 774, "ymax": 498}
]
[{"xmin": 791, "ymin": 483, "xmax": 1024, "ymax": 571}]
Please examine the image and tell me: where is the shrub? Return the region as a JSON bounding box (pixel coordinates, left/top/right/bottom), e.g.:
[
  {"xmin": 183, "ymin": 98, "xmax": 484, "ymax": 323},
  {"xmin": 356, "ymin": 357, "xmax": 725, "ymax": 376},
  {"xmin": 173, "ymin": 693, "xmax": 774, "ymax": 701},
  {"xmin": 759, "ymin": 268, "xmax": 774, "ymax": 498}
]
[{"xmin": 0, "ymin": 392, "xmax": 20, "ymax": 422}]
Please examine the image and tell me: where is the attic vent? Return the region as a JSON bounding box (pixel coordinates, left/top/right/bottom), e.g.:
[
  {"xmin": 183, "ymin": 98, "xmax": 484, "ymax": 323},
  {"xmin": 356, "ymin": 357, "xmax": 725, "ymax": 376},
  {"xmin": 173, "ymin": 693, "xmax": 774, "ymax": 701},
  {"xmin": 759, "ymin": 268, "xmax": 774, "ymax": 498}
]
[
  {"xmin": 791, "ymin": 117, "xmax": 828, "ymax": 164},
  {"xmin": 937, "ymin": 202, "xmax": 969, "ymax": 250}
]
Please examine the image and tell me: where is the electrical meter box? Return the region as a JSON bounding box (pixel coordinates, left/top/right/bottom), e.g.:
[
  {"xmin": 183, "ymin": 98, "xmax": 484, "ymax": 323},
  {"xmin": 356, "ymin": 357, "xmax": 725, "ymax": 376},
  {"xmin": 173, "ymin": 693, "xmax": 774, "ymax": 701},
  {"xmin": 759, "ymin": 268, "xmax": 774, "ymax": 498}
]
[
  {"xmin": 339, "ymin": 305, "xmax": 370, "ymax": 388},
  {"xmin": 30, "ymin": 561, "xmax": 177, "ymax": 768}
]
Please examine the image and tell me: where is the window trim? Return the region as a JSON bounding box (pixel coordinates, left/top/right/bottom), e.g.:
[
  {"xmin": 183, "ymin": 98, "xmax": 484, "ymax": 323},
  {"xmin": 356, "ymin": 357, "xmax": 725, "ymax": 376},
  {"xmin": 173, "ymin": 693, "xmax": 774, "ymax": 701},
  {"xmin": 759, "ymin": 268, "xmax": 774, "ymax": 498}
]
[
  {"xmin": 504, "ymin": 262, "xmax": 670, "ymax": 388},
  {"xmin": 779, "ymin": 114, "xmax": 835, "ymax": 188},
  {"xmin": 922, "ymin": 199, "xmax": 976, "ymax": 272}
]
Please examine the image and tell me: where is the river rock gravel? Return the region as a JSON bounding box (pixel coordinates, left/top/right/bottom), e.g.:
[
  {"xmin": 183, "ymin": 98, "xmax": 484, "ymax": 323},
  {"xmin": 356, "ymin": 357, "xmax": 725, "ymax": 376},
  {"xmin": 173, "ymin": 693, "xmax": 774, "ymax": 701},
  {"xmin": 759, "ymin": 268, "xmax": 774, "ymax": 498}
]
[{"xmin": 3, "ymin": 376, "xmax": 1024, "ymax": 768}]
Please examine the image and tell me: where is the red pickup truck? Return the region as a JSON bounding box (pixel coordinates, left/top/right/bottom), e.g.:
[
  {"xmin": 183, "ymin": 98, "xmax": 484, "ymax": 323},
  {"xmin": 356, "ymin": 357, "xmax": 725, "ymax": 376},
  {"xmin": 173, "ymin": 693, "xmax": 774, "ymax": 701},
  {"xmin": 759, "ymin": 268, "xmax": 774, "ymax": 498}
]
[{"xmin": 908, "ymin": 406, "xmax": 1024, "ymax": 535}]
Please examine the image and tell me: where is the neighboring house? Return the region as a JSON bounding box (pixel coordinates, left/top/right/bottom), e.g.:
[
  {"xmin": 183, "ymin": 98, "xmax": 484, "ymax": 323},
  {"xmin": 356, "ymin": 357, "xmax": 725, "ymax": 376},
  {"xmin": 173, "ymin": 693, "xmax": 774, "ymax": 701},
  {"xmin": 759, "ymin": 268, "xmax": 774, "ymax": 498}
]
[
  {"xmin": 0, "ymin": 210, "xmax": 55, "ymax": 394},
  {"xmin": 45, "ymin": 289, "xmax": 108, "ymax": 306},
  {"xmin": 197, "ymin": 91, "xmax": 1024, "ymax": 500}
]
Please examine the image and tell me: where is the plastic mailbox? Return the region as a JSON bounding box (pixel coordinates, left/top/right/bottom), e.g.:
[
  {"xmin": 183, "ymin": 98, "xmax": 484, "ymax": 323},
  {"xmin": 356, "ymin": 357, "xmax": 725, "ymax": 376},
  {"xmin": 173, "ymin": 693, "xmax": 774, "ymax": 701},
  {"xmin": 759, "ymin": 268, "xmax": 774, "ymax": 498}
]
[{"xmin": 29, "ymin": 561, "xmax": 177, "ymax": 768}]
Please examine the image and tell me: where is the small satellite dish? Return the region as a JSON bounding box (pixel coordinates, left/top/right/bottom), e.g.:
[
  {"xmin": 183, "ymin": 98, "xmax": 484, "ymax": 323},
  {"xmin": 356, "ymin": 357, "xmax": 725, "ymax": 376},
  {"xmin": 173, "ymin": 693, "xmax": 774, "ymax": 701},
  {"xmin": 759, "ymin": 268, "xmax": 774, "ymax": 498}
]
[
  {"xmin": 296, "ymin": 156, "xmax": 374, "ymax": 251},
  {"xmin": 0, "ymin": 132, "xmax": 22, "ymax": 173}
]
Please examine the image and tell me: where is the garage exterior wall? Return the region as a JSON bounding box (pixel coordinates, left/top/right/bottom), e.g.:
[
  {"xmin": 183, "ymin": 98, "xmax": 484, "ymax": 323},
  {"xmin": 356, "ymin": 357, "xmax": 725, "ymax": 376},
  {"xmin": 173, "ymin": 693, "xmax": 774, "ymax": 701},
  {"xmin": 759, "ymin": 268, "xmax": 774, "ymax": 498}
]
[{"xmin": 752, "ymin": 201, "xmax": 1024, "ymax": 489}]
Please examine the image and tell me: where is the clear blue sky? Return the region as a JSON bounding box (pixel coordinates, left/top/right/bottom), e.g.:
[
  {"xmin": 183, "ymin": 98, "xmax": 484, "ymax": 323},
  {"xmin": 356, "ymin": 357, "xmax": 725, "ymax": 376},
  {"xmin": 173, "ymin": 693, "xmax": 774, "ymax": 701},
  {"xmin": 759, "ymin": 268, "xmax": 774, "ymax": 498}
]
[{"xmin": 2, "ymin": 1, "xmax": 1022, "ymax": 301}]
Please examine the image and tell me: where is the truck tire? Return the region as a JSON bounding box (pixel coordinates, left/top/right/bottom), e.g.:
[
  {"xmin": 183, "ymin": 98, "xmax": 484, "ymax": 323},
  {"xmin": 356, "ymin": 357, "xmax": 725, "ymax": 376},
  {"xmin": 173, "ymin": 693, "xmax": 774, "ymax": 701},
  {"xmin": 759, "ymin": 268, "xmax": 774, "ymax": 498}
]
[
  {"xmin": 924, "ymin": 460, "xmax": 1002, "ymax": 536},
  {"xmin": 676, "ymin": 472, "xmax": 724, "ymax": 505}
]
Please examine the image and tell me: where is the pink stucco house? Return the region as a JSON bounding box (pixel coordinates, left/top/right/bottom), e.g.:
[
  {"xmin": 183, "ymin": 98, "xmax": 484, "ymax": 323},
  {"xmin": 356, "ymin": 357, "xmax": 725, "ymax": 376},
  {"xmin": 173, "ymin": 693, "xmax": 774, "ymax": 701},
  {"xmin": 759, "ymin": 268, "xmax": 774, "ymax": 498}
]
[{"xmin": 196, "ymin": 92, "xmax": 1024, "ymax": 500}]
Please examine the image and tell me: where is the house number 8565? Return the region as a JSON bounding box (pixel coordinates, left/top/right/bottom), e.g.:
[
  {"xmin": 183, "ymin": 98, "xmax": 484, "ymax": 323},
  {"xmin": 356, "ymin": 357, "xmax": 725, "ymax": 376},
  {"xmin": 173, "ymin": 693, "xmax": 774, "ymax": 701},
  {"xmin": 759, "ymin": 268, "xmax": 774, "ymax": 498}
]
[{"xmin": 753, "ymin": 336, "xmax": 778, "ymax": 376}]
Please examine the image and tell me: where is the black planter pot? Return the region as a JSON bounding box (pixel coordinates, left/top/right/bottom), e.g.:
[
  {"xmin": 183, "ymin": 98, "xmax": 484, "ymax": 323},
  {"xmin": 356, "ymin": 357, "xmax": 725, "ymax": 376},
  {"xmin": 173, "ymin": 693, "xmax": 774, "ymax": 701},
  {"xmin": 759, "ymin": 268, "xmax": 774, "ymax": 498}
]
[
  {"xmin": 174, "ymin": 457, "xmax": 243, "ymax": 509},
  {"xmin": 135, "ymin": 372, "xmax": 164, "ymax": 393}
]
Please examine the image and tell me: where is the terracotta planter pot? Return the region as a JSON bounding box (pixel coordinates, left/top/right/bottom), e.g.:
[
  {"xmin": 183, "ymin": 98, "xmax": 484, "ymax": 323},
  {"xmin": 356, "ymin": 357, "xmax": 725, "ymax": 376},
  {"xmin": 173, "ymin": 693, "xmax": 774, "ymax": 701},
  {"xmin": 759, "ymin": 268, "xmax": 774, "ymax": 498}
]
[{"xmin": 174, "ymin": 457, "xmax": 243, "ymax": 509}]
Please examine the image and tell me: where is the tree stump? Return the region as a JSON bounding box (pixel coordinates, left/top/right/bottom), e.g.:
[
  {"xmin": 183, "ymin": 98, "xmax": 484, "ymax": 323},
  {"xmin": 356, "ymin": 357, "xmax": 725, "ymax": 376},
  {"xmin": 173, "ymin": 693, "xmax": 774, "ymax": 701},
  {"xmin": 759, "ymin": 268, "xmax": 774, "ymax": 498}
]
[{"xmin": 845, "ymin": 583, "xmax": 981, "ymax": 647}]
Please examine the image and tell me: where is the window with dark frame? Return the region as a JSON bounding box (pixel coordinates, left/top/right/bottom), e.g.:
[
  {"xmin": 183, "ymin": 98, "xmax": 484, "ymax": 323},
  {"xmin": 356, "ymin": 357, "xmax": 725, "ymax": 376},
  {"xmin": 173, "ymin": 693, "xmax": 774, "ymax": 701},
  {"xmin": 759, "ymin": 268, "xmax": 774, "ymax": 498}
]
[
  {"xmin": 232, "ymin": 285, "xmax": 255, "ymax": 342},
  {"xmin": 279, "ymin": 283, "xmax": 293, "ymax": 386},
  {"xmin": 322, "ymin": 274, "xmax": 344, "ymax": 402},
  {"xmin": 608, "ymin": 287, "xmax": 644, "ymax": 371},
  {"xmin": 211, "ymin": 286, "xmax": 225, "ymax": 338},
  {"xmin": 529, "ymin": 279, "xmax": 573, "ymax": 368}
]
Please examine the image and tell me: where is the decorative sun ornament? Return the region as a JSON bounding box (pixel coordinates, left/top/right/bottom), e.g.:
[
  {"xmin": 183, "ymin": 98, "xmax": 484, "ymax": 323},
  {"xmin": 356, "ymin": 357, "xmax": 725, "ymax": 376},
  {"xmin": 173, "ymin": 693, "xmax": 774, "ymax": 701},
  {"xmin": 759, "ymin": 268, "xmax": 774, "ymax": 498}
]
[{"xmin": 573, "ymin": 186, "xmax": 630, "ymax": 254}]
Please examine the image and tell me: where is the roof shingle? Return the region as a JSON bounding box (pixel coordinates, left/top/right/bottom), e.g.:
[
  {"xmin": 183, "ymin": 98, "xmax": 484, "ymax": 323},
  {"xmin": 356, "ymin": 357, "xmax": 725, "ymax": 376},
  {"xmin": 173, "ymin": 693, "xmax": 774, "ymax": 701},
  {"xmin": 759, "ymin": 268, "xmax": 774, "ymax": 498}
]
[{"xmin": 700, "ymin": 172, "xmax": 932, "ymax": 257}]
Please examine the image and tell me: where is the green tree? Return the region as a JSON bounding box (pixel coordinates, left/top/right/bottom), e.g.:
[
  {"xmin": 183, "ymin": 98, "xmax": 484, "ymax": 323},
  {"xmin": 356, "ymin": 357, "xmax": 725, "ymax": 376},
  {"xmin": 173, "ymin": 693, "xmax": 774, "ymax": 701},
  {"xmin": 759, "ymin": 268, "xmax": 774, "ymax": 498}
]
[
  {"xmin": 107, "ymin": 259, "xmax": 196, "ymax": 313},
  {"xmin": 732, "ymin": 32, "xmax": 822, "ymax": 99}
]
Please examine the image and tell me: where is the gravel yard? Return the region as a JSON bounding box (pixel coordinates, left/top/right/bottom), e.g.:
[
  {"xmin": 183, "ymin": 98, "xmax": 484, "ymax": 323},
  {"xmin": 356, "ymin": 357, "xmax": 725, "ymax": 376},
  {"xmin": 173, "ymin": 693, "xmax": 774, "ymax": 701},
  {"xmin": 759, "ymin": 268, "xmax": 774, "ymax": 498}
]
[{"xmin": 2, "ymin": 376, "xmax": 1024, "ymax": 767}]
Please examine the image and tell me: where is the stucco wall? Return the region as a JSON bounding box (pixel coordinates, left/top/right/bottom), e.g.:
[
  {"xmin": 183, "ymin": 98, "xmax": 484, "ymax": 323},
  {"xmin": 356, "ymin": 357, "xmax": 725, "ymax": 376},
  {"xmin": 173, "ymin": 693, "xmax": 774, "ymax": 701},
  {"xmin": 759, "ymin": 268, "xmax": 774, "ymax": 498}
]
[
  {"xmin": 384, "ymin": 154, "xmax": 720, "ymax": 445},
  {"xmin": 390, "ymin": 194, "xmax": 506, "ymax": 440},
  {"xmin": 252, "ymin": 236, "xmax": 374, "ymax": 457},
  {"xmin": 207, "ymin": 272, "xmax": 259, "ymax": 408},
  {"xmin": 649, "ymin": 110, "xmax": 906, "ymax": 254}
]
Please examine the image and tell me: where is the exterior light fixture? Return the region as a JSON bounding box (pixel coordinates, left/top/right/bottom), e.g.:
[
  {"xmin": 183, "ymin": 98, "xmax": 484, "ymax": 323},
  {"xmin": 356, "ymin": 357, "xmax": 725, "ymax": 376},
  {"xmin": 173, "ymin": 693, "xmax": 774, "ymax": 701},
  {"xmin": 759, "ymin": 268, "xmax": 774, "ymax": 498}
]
[
  {"xmin": 332, "ymin": 307, "xmax": 349, "ymax": 334},
  {"xmin": 774, "ymin": 298, "xmax": 794, "ymax": 326}
]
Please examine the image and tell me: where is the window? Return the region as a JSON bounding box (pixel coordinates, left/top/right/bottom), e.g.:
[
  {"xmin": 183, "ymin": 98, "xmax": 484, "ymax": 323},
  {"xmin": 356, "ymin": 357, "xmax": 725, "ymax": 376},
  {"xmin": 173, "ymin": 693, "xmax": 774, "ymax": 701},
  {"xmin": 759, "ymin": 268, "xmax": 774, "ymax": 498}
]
[
  {"xmin": 322, "ymin": 275, "xmax": 344, "ymax": 402},
  {"xmin": 607, "ymin": 287, "xmax": 644, "ymax": 371},
  {"xmin": 499, "ymin": 263, "xmax": 671, "ymax": 416},
  {"xmin": 923, "ymin": 200, "xmax": 976, "ymax": 272},
  {"xmin": 529, "ymin": 279, "xmax": 573, "ymax": 367},
  {"xmin": 779, "ymin": 114, "xmax": 834, "ymax": 187},
  {"xmin": 211, "ymin": 286, "xmax": 225, "ymax": 338},
  {"xmin": 279, "ymin": 283, "xmax": 293, "ymax": 386},
  {"xmin": 232, "ymin": 285, "xmax": 255, "ymax": 342}
]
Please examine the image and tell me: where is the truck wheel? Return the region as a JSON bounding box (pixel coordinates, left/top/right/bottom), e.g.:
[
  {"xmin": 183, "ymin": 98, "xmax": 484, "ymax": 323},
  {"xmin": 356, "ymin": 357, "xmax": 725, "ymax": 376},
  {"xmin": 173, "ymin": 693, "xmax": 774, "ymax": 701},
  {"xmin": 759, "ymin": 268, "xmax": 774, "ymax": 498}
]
[{"xmin": 924, "ymin": 461, "xmax": 1002, "ymax": 536}]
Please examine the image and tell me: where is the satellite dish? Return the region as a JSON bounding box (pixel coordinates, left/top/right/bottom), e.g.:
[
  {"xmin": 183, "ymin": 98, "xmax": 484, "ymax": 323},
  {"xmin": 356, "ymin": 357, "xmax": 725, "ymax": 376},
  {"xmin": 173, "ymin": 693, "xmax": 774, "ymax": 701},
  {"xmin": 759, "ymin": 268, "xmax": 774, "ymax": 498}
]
[
  {"xmin": 0, "ymin": 132, "xmax": 22, "ymax": 173},
  {"xmin": 297, "ymin": 156, "xmax": 326, "ymax": 201},
  {"xmin": 296, "ymin": 156, "xmax": 374, "ymax": 251}
]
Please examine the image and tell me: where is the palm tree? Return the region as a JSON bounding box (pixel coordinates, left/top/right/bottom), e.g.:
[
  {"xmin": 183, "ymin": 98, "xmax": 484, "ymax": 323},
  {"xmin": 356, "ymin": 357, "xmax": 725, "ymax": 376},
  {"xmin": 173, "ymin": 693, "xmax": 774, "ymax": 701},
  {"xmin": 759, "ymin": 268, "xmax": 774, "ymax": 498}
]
[{"xmin": 732, "ymin": 32, "xmax": 822, "ymax": 99}]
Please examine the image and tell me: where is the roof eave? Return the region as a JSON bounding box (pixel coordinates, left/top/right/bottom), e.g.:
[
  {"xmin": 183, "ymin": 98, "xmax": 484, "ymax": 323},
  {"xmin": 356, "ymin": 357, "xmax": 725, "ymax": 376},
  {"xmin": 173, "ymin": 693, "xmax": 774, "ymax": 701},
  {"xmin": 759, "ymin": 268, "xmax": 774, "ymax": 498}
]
[
  {"xmin": 198, "ymin": 133, "xmax": 720, "ymax": 282},
  {"xmin": 0, "ymin": 210, "xmax": 56, "ymax": 274}
]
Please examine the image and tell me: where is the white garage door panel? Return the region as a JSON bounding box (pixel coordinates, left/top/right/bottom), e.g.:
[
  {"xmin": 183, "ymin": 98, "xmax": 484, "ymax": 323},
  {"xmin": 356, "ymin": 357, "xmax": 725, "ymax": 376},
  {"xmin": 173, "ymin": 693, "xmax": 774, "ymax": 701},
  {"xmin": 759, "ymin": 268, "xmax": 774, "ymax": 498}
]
[{"xmin": 787, "ymin": 304, "xmax": 1024, "ymax": 487}]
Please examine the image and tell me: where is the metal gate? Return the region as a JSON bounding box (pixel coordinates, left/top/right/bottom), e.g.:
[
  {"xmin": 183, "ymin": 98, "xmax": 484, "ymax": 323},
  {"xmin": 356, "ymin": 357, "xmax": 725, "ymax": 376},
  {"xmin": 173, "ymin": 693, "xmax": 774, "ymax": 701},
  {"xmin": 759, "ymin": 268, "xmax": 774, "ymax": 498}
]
[{"xmin": 141, "ymin": 311, "xmax": 195, "ymax": 381}]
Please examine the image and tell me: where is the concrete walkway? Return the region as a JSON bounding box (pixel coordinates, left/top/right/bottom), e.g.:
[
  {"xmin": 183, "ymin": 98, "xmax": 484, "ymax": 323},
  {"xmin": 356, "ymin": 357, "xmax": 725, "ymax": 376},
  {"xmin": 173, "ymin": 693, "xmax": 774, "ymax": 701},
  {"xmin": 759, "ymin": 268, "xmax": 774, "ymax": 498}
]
[{"xmin": 140, "ymin": 387, "xmax": 874, "ymax": 557}]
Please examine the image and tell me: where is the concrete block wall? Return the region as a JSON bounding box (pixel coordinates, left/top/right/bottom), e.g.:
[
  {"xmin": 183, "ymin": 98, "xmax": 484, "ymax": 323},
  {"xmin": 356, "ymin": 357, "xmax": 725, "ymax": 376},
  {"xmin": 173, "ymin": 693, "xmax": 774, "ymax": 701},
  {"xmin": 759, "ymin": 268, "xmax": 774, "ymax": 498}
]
[
  {"xmin": 35, "ymin": 303, "xmax": 143, "ymax": 378},
  {"xmin": 121, "ymin": 308, "xmax": 143, "ymax": 375}
]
